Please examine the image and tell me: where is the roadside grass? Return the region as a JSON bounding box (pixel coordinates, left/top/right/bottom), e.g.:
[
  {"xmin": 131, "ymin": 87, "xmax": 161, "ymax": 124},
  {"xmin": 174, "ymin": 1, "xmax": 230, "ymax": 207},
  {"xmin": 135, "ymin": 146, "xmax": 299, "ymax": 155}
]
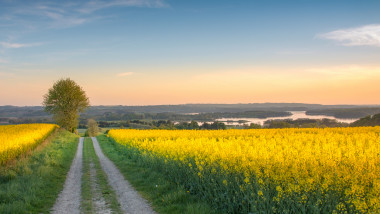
[
  {"xmin": 97, "ymin": 134, "xmax": 216, "ymax": 214},
  {"xmin": 77, "ymin": 128, "xmax": 86, "ymax": 137},
  {"xmin": 0, "ymin": 129, "xmax": 78, "ymax": 214},
  {"xmin": 81, "ymin": 137, "xmax": 122, "ymax": 214}
]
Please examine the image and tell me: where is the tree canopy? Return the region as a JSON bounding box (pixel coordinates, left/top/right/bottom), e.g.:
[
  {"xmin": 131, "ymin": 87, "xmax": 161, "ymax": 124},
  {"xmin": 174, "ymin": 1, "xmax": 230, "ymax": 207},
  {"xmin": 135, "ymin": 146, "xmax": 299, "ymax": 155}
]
[{"xmin": 43, "ymin": 78, "xmax": 90, "ymax": 132}]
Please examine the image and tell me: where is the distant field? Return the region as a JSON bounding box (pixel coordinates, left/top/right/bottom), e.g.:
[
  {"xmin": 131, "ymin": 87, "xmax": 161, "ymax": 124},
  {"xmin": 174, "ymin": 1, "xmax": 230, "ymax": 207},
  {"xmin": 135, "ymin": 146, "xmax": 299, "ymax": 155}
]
[
  {"xmin": 109, "ymin": 128, "xmax": 380, "ymax": 213},
  {"xmin": 77, "ymin": 127, "xmax": 114, "ymax": 137}
]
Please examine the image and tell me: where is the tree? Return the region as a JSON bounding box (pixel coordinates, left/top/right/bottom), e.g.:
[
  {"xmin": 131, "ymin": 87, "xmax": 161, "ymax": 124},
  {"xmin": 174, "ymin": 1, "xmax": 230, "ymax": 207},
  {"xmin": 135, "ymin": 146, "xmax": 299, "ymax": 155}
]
[
  {"xmin": 87, "ymin": 119, "xmax": 99, "ymax": 137},
  {"xmin": 43, "ymin": 78, "xmax": 90, "ymax": 133},
  {"xmin": 190, "ymin": 120, "xmax": 200, "ymax": 129},
  {"xmin": 248, "ymin": 123, "xmax": 262, "ymax": 129}
]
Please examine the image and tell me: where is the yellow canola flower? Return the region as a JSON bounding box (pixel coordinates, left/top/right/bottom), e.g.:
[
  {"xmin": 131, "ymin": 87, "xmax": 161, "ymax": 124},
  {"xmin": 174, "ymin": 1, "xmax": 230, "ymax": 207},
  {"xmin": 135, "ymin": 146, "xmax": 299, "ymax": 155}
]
[
  {"xmin": 0, "ymin": 124, "xmax": 58, "ymax": 164},
  {"xmin": 109, "ymin": 127, "xmax": 380, "ymax": 213}
]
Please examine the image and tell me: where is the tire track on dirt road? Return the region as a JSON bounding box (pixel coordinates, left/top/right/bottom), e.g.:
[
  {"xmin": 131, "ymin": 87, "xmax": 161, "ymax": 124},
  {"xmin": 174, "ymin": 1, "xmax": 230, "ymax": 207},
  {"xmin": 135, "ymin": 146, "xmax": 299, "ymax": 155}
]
[
  {"xmin": 91, "ymin": 137, "xmax": 156, "ymax": 214},
  {"xmin": 52, "ymin": 137, "xmax": 83, "ymax": 214}
]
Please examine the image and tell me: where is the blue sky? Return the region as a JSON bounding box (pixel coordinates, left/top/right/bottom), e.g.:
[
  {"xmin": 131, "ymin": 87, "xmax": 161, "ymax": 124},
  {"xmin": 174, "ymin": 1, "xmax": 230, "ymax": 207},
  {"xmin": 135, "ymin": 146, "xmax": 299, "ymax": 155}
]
[{"xmin": 1, "ymin": 0, "xmax": 380, "ymax": 105}]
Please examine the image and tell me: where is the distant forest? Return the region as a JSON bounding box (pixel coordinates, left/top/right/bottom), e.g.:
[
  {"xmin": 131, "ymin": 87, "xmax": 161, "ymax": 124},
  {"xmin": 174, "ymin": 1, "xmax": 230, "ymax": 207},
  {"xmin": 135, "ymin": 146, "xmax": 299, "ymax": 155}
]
[{"xmin": 1, "ymin": 103, "xmax": 380, "ymax": 129}]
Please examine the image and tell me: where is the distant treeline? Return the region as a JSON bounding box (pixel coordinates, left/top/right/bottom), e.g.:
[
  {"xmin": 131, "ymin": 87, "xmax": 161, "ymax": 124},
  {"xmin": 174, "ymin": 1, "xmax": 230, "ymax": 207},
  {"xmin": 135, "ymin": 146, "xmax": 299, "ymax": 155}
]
[
  {"xmin": 2, "ymin": 104, "xmax": 380, "ymax": 129},
  {"xmin": 2, "ymin": 103, "xmax": 378, "ymax": 116},
  {"xmin": 0, "ymin": 106, "xmax": 47, "ymax": 117},
  {"xmin": 264, "ymin": 118, "xmax": 349, "ymax": 128},
  {"xmin": 0, "ymin": 117, "xmax": 53, "ymax": 124},
  {"xmin": 81, "ymin": 118, "xmax": 351, "ymax": 130},
  {"xmin": 82, "ymin": 111, "xmax": 291, "ymax": 122},
  {"xmin": 93, "ymin": 120, "xmax": 227, "ymax": 130},
  {"xmin": 351, "ymin": 113, "xmax": 380, "ymax": 127},
  {"xmin": 306, "ymin": 108, "xmax": 380, "ymax": 119},
  {"xmin": 2, "ymin": 104, "xmax": 380, "ymax": 120},
  {"xmin": 264, "ymin": 114, "xmax": 380, "ymax": 128},
  {"xmin": 5, "ymin": 114, "xmax": 380, "ymax": 130}
]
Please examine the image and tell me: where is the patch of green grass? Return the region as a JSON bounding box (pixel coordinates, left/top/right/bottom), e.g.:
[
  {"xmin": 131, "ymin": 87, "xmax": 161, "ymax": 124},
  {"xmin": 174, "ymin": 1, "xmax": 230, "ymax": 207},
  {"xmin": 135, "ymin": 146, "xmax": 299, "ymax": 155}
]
[
  {"xmin": 77, "ymin": 128, "xmax": 87, "ymax": 137},
  {"xmin": 81, "ymin": 138, "xmax": 94, "ymax": 213},
  {"xmin": 97, "ymin": 135, "xmax": 216, "ymax": 214},
  {"xmin": 81, "ymin": 137, "xmax": 122, "ymax": 214},
  {"xmin": 0, "ymin": 129, "xmax": 79, "ymax": 214}
]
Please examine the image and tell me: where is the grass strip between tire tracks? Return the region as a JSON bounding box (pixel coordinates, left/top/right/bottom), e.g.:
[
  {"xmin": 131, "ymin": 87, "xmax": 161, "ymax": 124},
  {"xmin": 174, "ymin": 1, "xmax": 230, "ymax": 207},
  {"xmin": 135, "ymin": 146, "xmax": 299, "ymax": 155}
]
[
  {"xmin": 97, "ymin": 134, "xmax": 217, "ymax": 214},
  {"xmin": 0, "ymin": 129, "xmax": 78, "ymax": 213},
  {"xmin": 81, "ymin": 137, "xmax": 122, "ymax": 213}
]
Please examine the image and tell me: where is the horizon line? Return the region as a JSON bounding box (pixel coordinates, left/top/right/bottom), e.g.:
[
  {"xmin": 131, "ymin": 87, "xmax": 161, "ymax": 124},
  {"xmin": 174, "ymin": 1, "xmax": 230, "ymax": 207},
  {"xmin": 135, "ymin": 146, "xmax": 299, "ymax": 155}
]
[{"xmin": 1, "ymin": 102, "xmax": 380, "ymax": 108}]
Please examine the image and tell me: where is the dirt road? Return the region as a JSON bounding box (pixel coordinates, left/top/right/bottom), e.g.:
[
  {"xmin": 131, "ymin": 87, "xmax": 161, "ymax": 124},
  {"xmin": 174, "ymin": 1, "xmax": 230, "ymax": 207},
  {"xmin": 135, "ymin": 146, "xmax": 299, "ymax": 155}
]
[
  {"xmin": 91, "ymin": 137, "xmax": 156, "ymax": 214},
  {"xmin": 52, "ymin": 137, "xmax": 83, "ymax": 214},
  {"xmin": 51, "ymin": 137, "xmax": 155, "ymax": 214}
]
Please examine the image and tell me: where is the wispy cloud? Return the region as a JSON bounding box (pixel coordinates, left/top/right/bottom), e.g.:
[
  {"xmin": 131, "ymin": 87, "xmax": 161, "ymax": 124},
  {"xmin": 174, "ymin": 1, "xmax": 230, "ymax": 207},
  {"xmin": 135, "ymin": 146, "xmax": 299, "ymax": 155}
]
[
  {"xmin": 117, "ymin": 72, "xmax": 134, "ymax": 76},
  {"xmin": 3, "ymin": 0, "xmax": 168, "ymax": 29},
  {"xmin": 0, "ymin": 42, "xmax": 42, "ymax": 49},
  {"xmin": 17, "ymin": 4, "xmax": 90, "ymax": 28},
  {"xmin": 78, "ymin": 0, "xmax": 169, "ymax": 13},
  {"xmin": 0, "ymin": 58, "xmax": 8, "ymax": 63},
  {"xmin": 317, "ymin": 24, "xmax": 380, "ymax": 47}
]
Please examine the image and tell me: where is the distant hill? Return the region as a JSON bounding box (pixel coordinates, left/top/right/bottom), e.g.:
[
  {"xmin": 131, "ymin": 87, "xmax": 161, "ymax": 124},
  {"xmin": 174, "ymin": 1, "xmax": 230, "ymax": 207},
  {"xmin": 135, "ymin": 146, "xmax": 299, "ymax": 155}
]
[
  {"xmin": 351, "ymin": 113, "xmax": 380, "ymax": 127},
  {"xmin": 1, "ymin": 103, "xmax": 380, "ymax": 123},
  {"xmin": 0, "ymin": 106, "xmax": 47, "ymax": 117}
]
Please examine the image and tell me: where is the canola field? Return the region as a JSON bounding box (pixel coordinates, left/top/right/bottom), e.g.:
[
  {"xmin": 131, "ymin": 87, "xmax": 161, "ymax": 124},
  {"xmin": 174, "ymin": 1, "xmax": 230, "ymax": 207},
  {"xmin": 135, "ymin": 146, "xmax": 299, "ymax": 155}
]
[
  {"xmin": 0, "ymin": 124, "xmax": 58, "ymax": 165},
  {"xmin": 109, "ymin": 127, "xmax": 380, "ymax": 213}
]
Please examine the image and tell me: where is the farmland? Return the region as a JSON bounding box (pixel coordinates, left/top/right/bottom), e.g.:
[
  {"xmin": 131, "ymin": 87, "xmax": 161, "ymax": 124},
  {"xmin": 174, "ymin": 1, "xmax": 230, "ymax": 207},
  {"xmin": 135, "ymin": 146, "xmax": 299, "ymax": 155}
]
[
  {"xmin": 0, "ymin": 124, "xmax": 58, "ymax": 165},
  {"xmin": 108, "ymin": 127, "xmax": 380, "ymax": 213},
  {"xmin": 1, "ymin": 123, "xmax": 379, "ymax": 213},
  {"xmin": 0, "ymin": 129, "xmax": 79, "ymax": 213}
]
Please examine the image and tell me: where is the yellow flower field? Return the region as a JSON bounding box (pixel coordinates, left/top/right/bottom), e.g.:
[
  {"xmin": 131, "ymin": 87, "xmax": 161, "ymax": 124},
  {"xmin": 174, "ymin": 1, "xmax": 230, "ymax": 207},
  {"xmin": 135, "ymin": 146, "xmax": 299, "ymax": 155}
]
[
  {"xmin": 109, "ymin": 127, "xmax": 380, "ymax": 213},
  {"xmin": 0, "ymin": 124, "xmax": 58, "ymax": 165}
]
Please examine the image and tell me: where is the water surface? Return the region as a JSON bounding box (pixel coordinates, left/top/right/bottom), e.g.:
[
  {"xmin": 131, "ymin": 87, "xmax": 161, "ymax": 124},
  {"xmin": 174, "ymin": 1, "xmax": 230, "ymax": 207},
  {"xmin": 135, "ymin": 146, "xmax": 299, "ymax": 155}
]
[{"xmin": 215, "ymin": 111, "xmax": 359, "ymax": 126}]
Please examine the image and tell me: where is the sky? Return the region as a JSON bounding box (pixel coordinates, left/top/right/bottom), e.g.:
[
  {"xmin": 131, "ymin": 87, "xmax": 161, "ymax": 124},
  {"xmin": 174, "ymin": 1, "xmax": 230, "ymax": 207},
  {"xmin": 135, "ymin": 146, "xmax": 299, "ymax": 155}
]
[{"xmin": 1, "ymin": 0, "xmax": 380, "ymax": 106}]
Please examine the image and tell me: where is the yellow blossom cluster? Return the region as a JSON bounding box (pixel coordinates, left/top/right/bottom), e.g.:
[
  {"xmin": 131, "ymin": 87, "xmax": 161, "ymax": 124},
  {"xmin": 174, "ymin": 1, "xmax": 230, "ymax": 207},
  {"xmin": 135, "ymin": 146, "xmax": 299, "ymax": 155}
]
[
  {"xmin": 0, "ymin": 124, "xmax": 58, "ymax": 165},
  {"xmin": 108, "ymin": 127, "xmax": 380, "ymax": 213}
]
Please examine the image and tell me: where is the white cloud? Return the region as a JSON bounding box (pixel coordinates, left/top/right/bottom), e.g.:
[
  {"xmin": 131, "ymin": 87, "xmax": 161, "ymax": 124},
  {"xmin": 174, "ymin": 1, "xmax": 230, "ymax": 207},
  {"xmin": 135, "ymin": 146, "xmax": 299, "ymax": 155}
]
[
  {"xmin": 0, "ymin": 42, "xmax": 42, "ymax": 49},
  {"xmin": 318, "ymin": 24, "xmax": 380, "ymax": 47},
  {"xmin": 117, "ymin": 72, "xmax": 134, "ymax": 76}
]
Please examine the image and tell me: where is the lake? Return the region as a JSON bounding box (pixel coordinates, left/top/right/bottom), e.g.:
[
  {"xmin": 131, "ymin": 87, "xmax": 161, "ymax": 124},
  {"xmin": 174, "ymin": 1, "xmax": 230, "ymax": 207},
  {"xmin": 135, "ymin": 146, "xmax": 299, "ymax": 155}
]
[{"xmin": 214, "ymin": 111, "xmax": 359, "ymax": 126}]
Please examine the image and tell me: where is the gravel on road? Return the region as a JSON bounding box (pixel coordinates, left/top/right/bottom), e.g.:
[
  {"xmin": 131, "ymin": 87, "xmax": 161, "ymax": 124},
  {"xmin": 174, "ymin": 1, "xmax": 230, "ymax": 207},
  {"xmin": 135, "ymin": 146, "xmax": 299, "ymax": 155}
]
[
  {"xmin": 91, "ymin": 137, "xmax": 156, "ymax": 214},
  {"xmin": 52, "ymin": 137, "xmax": 83, "ymax": 214}
]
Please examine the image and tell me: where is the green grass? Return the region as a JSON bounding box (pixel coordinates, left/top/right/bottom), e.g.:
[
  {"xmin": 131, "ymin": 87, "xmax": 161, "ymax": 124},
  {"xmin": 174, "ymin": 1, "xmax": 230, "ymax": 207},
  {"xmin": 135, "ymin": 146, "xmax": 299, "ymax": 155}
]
[
  {"xmin": 97, "ymin": 135, "xmax": 216, "ymax": 214},
  {"xmin": 77, "ymin": 128, "xmax": 87, "ymax": 137},
  {"xmin": 81, "ymin": 138, "xmax": 94, "ymax": 213},
  {"xmin": 81, "ymin": 137, "xmax": 122, "ymax": 213},
  {"xmin": 0, "ymin": 129, "xmax": 79, "ymax": 214}
]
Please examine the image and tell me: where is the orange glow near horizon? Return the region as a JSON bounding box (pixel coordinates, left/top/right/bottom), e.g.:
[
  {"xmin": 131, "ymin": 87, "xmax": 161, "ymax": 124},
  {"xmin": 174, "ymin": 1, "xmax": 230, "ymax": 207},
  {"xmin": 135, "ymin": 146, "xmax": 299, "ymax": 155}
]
[{"xmin": 1, "ymin": 65, "xmax": 380, "ymax": 106}]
